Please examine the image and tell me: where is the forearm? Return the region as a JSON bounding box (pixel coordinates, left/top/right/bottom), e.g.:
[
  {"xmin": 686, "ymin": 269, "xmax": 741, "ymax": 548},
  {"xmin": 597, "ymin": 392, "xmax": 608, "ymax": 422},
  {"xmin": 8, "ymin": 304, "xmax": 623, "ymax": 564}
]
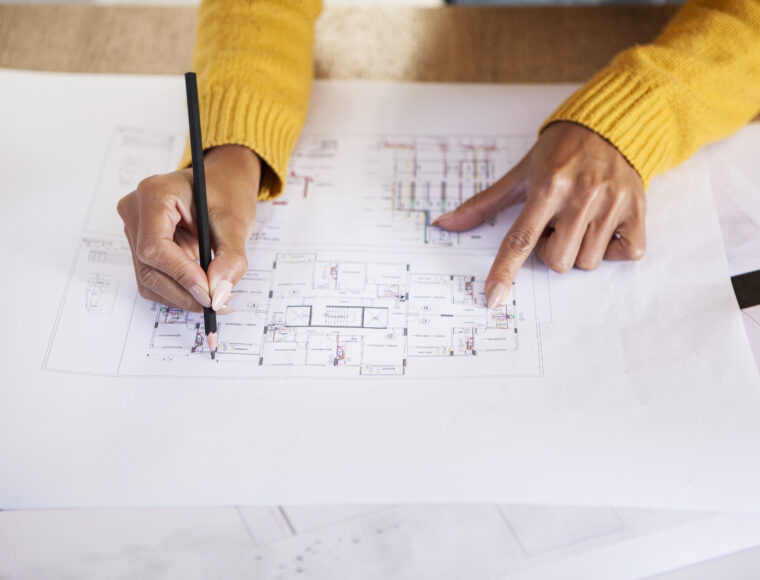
[
  {"xmin": 181, "ymin": 0, "xmax": 323, "ymax": 199},
  {"xmin": 543, "ymin": 0, "xmax": 760, "ymax": 187}
]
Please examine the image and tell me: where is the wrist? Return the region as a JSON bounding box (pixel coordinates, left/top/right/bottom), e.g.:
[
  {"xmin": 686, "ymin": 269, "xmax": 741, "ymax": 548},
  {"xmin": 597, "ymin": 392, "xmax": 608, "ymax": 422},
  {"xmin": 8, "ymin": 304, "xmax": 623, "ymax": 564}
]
[{"xmin": 205, "ymin": 144, "xmax": 262, "ymax": 196}]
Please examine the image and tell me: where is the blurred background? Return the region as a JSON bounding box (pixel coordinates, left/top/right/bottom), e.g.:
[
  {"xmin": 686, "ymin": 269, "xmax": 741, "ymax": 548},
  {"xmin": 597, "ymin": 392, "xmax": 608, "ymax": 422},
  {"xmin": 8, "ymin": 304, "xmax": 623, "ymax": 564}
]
[{"xmin": 5, "ymin": 0, "xmax": 688, "ymax": 6}]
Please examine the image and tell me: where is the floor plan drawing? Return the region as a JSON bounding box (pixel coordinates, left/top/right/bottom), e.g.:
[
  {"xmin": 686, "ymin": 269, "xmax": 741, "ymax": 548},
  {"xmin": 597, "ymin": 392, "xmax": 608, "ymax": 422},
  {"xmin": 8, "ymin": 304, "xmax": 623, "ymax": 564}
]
[
  {"xmin": 47, "ymin": 240, "xmax": 545, "ymax": 378},
  {"xmin": 84, "ymin": 273, "xmax": 118, "ymax": 315},
  {"xmin": 252, "ymin": 134, "xmax": 532, "ymax": 249},
  {"xmin": 379, "ymin": 136, "xmax": 529, "ymax": 245},
  {"xmin": 115, "ymin": 248, "xmax": 541, "ymax": 378},
  {"xmin": 44, "ymin": 126, "xmax": 549, "ymax": 379}
]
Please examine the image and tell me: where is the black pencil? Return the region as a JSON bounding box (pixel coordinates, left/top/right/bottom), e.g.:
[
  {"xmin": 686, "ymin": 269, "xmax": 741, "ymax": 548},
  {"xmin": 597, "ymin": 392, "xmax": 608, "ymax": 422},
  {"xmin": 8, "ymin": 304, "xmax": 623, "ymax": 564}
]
[{"xmin": 184, "ymin": 72, "xmax": 217, "ymax": 359}]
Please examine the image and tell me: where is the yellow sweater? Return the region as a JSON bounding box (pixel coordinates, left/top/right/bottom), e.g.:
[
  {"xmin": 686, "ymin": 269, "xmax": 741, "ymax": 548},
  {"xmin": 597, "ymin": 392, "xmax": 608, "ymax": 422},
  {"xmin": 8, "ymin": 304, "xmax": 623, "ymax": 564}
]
[{"xmin": 183, "ymin": 0, "xmax": 760, "ymax": 195}]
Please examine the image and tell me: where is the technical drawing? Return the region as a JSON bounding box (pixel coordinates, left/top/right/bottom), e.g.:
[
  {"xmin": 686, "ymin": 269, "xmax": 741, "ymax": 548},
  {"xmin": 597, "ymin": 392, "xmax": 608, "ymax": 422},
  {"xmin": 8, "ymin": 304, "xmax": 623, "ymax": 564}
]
[
  {"xmin": 136, "ymin": 252, "xmax": 522, "ymax": 376},
  {"xmin": 380, "ymin": 136, "xmax": 524, "ymax": 245},
  {"xmin": 145, "ymin": 267, "xmax": 273, "ymax": 361},
  {"xmin": 250, "ymin": 134, "xmax": 532, "ymax": 249},
  {"xmin": 45, "ymin": 127, "xmax": 548, "ymax": 379},
  {"xmin": 84, "ymin": 273, "xmax": 117, "ymax": 314}
]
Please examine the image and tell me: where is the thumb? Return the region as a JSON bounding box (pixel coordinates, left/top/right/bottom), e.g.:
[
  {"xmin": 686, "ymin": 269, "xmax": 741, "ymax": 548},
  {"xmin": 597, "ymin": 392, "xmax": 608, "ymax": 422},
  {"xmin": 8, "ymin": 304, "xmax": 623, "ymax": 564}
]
[
  {"xmin": 433, "ymin": 167, "xmax": 525, "ymax": 232},
  {"xmin": 207, "ymin": 244, "xmax": 248, "ymax": 312}
]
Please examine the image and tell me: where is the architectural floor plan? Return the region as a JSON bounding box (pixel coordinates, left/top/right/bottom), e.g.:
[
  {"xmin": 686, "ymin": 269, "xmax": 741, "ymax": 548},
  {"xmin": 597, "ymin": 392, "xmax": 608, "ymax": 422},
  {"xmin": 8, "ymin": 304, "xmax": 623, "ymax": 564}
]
[{"xmin": 44, "ymin": 126, "xmax": 549, "ymax": 379}]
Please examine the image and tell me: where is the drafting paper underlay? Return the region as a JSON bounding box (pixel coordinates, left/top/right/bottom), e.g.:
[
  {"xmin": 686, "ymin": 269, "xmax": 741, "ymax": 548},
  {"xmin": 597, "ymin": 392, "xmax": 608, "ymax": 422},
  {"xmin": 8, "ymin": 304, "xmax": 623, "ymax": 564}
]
[{"xmin": 0, "ymin": 69, "xmax": 758, "ymax": 510}]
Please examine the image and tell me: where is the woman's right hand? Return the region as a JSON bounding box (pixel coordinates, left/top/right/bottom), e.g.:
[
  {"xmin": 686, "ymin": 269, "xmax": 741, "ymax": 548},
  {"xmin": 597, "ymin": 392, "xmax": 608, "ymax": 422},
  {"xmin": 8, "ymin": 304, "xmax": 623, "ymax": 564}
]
[{"xmin": 117, "ymin": 144, "xmax": 261, "ymax": 313}]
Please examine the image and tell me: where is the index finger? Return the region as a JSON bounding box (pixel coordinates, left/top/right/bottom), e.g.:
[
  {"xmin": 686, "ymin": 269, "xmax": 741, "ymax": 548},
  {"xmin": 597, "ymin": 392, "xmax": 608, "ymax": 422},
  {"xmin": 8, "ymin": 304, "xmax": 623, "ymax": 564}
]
[{"xmin": 485, "ymin": 198, "xmax": 553, "ymax": 308}]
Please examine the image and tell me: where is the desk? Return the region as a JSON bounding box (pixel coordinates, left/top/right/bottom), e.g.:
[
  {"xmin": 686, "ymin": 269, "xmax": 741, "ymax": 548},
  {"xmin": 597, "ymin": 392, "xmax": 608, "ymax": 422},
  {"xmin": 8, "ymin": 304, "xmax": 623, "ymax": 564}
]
[
  {"xmin": 0, "ymin": 3, "xmax": 677, "ymax": 81},
  {"xmin": 2, "ymin": 4, "xmax": 759, "ymax": 579}
]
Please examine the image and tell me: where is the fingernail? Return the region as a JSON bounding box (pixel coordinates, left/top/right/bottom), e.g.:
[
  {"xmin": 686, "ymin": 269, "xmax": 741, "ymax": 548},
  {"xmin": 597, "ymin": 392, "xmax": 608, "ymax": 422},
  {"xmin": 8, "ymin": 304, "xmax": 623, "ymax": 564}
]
[
  {"xmin": 216, "ymin": 304, "xmax": 234, "ymax": 315},
  {"xmin": 431, "ymin": 211, "xmax": 454, "ymax": 226},
  {"xmin": 189, "ymin": 285, "xmax": 211, "ymax": 308},
  {"xmin": 485, "ymin": 282, "xmax": 508, "ymax": 309},
  {"xmin": 211, "ymin": 280, "xmax": 233, "ymax": 312}
]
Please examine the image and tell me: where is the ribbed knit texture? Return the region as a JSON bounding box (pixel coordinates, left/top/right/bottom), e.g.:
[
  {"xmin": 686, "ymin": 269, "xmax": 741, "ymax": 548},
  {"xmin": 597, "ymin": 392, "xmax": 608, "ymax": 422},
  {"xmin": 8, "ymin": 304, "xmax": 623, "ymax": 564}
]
[
  {"xmin": 184, "ymin": 0, "xmax": 760, "ymax": 194},
  {"xmin": 179, "ymin": 0, "xmax": 322, "ymax": 200},
  {"xmin": 543, "ymin": 0, "xmax": 760, "ymax": 188}
]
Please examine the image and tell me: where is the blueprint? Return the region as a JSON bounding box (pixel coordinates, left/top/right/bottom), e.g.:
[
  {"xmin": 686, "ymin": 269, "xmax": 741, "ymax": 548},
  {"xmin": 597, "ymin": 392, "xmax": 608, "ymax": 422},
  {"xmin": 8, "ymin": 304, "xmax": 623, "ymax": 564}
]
[{"xmin": 44, "ymin": 127, "xmax": 548, "ymax": 379}]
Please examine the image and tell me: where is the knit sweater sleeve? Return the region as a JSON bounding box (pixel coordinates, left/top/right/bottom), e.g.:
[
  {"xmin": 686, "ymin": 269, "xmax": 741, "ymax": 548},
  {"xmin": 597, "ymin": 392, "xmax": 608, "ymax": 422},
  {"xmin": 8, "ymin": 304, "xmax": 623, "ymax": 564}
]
[
  {"xmin": 542, "ymin": 0, "xmax": 760, "ymax": 188},
  {"xmin": 179, "ymin": 0, "xmax": 323, "ymax": 200}
]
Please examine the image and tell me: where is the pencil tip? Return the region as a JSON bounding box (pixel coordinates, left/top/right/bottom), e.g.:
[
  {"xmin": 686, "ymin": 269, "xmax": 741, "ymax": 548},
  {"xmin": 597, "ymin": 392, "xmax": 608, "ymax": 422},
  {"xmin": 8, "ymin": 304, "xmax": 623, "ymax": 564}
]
[{"xmin": 206, "ymin": 331, "xmax": 218, "ymax": 359}]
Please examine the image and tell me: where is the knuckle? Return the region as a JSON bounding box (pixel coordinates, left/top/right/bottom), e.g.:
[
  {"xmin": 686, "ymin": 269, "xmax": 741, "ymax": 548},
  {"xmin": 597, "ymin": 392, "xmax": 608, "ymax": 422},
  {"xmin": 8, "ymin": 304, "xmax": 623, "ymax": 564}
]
[
  {"xmin": 137, "ymin": 285, "xmax": 154, "ymax": 302},
  {"xmin": 544, "ymin": 176, "xmax": 567, "ymax": 198},
  {"xmin": 136, "ymin": 174, "xmax": 166, "ymax": 195},
  {"xmin": 229, "ymin": 253, "xmax": 249, "ymax": 277},
  {"xmin": 545, "ymin": 164, "xmax": 571, "ymax": 189},
  {"xmin": 116, "ymin": 193, "xmax": 134, "ymax": 220},
  {"xmin": 627, "ymin": 243, "xmax": 646, "ymax": 261},
  {"xmin": 138, "ymin": 264, "xmax": 159, "ymax": 290},
  {"xmin": 575, "ymin": 171, "xmax": 597, "ymax": 194},
  {"xmin": 546, "ymin": 255, "xmax": 573, "ymax": 274},
  {"xmin": 575, "ymin": 254, "xmax": 601, "ymax": 271},
  {"xmin": 136, "ymin": 241, "xmax": 160, "ymax": 265},
  {"xmin": 504, "ymin": 229, "xmax": 534, "ymax": 255}
]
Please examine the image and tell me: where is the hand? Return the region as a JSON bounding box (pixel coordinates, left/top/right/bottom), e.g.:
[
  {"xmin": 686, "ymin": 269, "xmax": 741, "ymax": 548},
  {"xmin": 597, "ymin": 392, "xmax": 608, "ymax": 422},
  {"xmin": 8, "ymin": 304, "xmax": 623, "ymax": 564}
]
[
  {"xmin": 434, "ymin": 122, "xmax": 646, "ymax": 308},
  {"xmin": 117, "ymin": 145, "xmax": 261, "ymax": 313}
]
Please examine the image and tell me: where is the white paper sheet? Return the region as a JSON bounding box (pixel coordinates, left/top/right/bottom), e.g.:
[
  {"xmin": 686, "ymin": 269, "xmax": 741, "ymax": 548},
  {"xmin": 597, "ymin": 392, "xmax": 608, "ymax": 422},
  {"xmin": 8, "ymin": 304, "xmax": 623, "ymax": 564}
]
[
  {"xmin": 706, "ymin": 129, "xmax": 760, "ymax": 384},
  {"xmin": 711, "ymin": 124, "xmax": 760, "ymax": 198},
  {"xmin": 1, "ymin": 69, "xmax": 759, "ymax": 511},
  {"xmin": 4, "ymin": 504, "xmax": 760, "ymax": 580},
  {"xmin": 708, "ymin": 140, "xmax": 760, "ymax": 277}
]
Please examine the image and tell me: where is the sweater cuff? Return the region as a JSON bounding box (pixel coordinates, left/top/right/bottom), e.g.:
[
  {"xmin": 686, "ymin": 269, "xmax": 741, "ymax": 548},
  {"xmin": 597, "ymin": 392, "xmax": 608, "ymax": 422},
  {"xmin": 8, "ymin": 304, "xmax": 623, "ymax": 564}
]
[
  {"xmin": 178, "ymin": 86, "xmax": 303, "ymax": 200},
  {"xmin": 540, "ymin": 67, "xmax": 674, "ymax": 188}
]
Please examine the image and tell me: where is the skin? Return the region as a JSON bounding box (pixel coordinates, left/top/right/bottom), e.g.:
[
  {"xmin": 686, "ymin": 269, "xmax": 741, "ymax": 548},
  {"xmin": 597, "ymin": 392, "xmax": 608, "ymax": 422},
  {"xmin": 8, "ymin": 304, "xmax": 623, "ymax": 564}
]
[
  {"xmin": 117, "ymin": 144, "xmax": 261, "ymax": 313},
  {"xmin": 435, "ymin": 122, "xmax": 647, "ymax": 307},
  {"xmin": 117, "ymin": 122, "xmax": 646, "ymax": 312}
]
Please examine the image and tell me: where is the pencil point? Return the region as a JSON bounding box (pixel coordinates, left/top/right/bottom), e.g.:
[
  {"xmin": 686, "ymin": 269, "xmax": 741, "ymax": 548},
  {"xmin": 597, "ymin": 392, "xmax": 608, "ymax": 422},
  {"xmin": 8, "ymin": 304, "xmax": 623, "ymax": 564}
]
[{"xmin": 206, "ymin": 331, "xmax": 218, "ymax": 359}]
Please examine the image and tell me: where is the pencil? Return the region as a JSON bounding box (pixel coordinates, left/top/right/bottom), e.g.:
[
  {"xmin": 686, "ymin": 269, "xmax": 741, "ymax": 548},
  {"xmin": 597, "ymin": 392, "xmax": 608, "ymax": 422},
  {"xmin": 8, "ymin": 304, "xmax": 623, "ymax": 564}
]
[{"xmin": 184, "ymin": 72, "xmax": 217, "ymax": 359}]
